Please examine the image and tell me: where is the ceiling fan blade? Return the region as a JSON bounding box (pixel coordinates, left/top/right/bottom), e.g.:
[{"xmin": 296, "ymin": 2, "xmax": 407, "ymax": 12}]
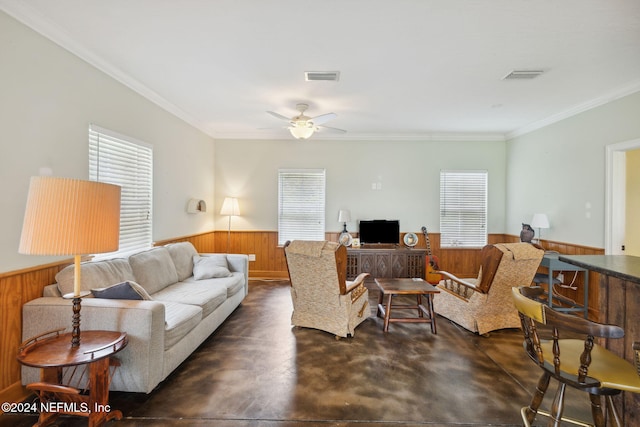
[
  {"xmin": 318, "ymin": 125, "xmax": 346, "ymax": 133},
  {"xmin": 310, "ymin": 112, "xmax": 337, "ymax": 125},
  {"xmin": 267, "ymin": 111, "xmax": 292, "ymax": 122}
]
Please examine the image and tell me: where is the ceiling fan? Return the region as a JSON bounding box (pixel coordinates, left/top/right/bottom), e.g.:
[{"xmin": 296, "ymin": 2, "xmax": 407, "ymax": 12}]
[{"xmin": 267, "ymin": 103, "xmax": 346, "ymax": 139}]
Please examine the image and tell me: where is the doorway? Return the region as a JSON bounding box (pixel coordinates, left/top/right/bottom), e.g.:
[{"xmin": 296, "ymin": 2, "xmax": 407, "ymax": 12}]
[{"xmin": 605, "ymin": 138, "xmax": 640, "ymax": 255}]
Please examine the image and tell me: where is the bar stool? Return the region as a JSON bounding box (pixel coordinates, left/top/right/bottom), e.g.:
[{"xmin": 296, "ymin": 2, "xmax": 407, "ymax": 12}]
[{"xmin": 512, "ymin": 286, "xmax": 640, "ymax": 427}]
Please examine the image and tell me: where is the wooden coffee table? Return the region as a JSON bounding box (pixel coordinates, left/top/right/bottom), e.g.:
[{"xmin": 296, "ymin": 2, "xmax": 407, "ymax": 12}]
[{"xmin": 375, "ymin": 278, "xmax": 440, "ymax": 333}]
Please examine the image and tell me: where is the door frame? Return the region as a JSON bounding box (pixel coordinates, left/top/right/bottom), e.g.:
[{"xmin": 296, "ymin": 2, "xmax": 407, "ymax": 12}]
[{"xmin": 605, "ymin": 138, "xmax": 640, "ymax": 254}]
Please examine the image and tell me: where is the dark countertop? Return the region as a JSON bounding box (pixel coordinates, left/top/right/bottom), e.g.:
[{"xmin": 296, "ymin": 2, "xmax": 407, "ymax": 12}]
[{"xmin": 558, "ymin": 255, "xmax": 640, "ymax": 284}]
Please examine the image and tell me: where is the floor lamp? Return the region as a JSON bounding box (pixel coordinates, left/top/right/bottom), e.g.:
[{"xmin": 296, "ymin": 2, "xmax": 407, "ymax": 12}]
[
  {"xmin": 220, "ymin": 197, "xmax": 240, "ymax": 253},
  {"xmin": 19, "ymin": 176, "xmax": 121, "ymax": 348}
]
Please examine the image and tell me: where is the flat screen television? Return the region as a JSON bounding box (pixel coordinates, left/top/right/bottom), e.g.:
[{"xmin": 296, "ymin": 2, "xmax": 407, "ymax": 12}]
[{"xmin": 358, "ymin": 220, "xmax": 400, "ymax": 245}]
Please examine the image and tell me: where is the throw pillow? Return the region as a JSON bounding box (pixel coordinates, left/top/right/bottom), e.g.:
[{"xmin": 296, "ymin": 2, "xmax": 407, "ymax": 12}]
[
  {"xmin": 92, "ymin": 281, "xmax": 153, "ymax": 300},
  {"xmin": 193, "ymin": 255, "xmax": 232, "ymax": 280}
]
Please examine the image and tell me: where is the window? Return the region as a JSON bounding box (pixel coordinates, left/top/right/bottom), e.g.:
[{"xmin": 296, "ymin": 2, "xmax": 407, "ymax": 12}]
[
  {"xmin": 89, "ymin": 124, "xmax": 153, "ymax": 256},
  {"xmin": 278, "ymin": 169, "xmax": 326, "ymax": 245},
  {"xmin": 439, "ymin": 170, "xmax": 488, "ymax": 248}
]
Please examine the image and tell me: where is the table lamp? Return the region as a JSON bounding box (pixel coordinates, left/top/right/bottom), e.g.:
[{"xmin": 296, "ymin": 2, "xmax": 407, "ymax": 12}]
[
  {"xmin": 530, "ymin": 213, "xmax": 550, "ymax": 245},
  {"xmin": 220, "ymin": 197, "xmax": 240, "ymax": 253},
  {"xmin": 19, "ymin": 176, "xmax": 121, "ymax": 348},
  {"xmin": 338, "ymin": 209, "xmax": 351, "ymax": 233}
]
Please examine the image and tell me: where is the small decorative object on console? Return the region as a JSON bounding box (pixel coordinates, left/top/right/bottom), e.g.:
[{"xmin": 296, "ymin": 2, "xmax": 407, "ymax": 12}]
[
  {"xmin": 339, "ymin": 232, "xmax": 353, "ymax": 247},
  {"xmin": 520, "ymin": 223, "xmax": 534, "ymax": 243},
  {"xmin": 403, "ymin": 232, "xmax": 418, "ymax": 247}
]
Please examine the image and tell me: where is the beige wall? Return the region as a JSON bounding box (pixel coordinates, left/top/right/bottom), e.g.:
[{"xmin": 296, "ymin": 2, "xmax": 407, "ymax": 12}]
[
  {"xmin": 506, "ymin": 91, "xmax": 640, "ymax": 248},
  {"xmin": 626, "ymin": 149, "xmax": 640, "ymax": 256},
  {"xmin": 214, "ymin": 138, "xmax": 507, "ymax": 235},
  {"xmin": 0, "ymin": 11, "xmax": 215, "ymax": 272}
]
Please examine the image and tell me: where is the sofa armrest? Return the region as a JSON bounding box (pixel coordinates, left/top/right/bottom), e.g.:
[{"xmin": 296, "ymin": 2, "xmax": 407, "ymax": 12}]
[{"xmin": 22, "ymin": 297, "xmax": 166, "ymax": 393}]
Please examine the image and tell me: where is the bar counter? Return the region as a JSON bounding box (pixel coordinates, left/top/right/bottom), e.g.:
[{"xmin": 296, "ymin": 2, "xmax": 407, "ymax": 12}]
[{"xmin": 558, "ymin": 254, "xmax": 640, "ymax": 426}]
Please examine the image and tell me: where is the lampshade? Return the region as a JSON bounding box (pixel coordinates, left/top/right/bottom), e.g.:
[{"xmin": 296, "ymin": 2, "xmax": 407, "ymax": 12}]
[
  {"xmin": 338, "ymin": 209, "xmax": 351, "ymax": 223},
  {"xmin": 289, "ymin": 123, "xmax": 315, "ymax": 140},
  {"xmin": 220, "ymin": 197, "xmax": 240, "ymax": 216},
  {"xmin": 19, "ymin": 176, "xmax": 121, "ymax": 257},
  {"xmin": 530, "ymin": 213, "xmax": 550, "ymax": 229}
]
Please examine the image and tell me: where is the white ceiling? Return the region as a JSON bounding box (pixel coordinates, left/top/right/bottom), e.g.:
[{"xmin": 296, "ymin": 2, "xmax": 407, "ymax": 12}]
[{"xmin": 2, "ymin": 0, "xmax": 640, "ymax": 141}]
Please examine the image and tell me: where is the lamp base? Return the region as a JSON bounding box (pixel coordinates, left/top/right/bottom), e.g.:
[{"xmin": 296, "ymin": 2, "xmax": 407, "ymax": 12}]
[{"xmin": 62, "ymin": 291, "xmax": 91, "ymax": 348}]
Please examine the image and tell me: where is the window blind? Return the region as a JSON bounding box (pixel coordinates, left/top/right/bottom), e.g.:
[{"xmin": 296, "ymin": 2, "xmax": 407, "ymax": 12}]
[
  {"xmin": 89, "ymin": 124, "xmax": 153, "ymax": 257},
  {"xmin": 278, "ymin": 169, "xmax": 326, "ymax": 245},
  {"xmin": 439, "ymin": 170, "xmax": 488, "ymax": 248}
]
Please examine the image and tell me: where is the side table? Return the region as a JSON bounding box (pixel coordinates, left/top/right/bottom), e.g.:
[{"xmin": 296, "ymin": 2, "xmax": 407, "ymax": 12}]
[
  {"xmin": 538, "ymin": 252, "xmax": 589, "ymax": 318},
  {"xmin": 17, "ymin": 329, "xmax": 128, "ymax": 427}
]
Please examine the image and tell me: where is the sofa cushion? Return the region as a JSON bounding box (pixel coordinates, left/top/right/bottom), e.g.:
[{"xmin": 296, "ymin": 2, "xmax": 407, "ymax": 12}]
[
  {"xmin": 193, "ymin": 255, "xmax": 232, "ymax": 280},
  {"xmin": 160, "ymin": 301, "xmax": 203, "ymax": 350},
  {"xmin": 181, "ymin": 272, "xmax": 245, "ymax": 298},
  {"xmin": 165, "ymin": 242, "xmax": 198, "ymax": 281},
  {"xmin": 92, "ymin": 281, "xmax": 153, "ymax": 300},
  {"xmin": 152, "ymin": 281, "xmax": 227, "ymax": 318},
  {"xmin": 56, "ymin": 258, "xmax": 135, "ymax": 296},
  {"xmin": 129, "ymin": 247, "xmax": 179, "ymax": 294}
]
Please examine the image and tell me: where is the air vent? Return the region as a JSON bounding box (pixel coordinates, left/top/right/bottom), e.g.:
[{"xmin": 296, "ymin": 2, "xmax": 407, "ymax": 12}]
[
  {"xmin": 305, "ymin": 71, "xmax": 340, "ymax": 82},
  {"xmin": 502, "ymin": 70, "xmax": 545, "ymax": 80}
]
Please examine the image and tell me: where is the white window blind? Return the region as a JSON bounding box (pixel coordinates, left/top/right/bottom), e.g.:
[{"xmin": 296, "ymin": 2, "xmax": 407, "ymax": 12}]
[
  {"xmin": 89, "ymin": 124, "xmax": 153, "ymax": 257},
  {"xmin": 278, "ymin": 169, "xmax": 326, "ymax": 245},
  {"xmin": 440, "ymin": 170, "xmax": 488, "ymax": 248}
]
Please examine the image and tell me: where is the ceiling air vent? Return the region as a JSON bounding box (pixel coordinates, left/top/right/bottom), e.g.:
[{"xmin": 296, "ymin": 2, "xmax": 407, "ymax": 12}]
[
  {"xmin": 305, "ymin": 71, "xmax": 340, "ymax": 82},
  {"xmin": 502, "ymin": 70, "xmax": 545, "ymax": 80}
]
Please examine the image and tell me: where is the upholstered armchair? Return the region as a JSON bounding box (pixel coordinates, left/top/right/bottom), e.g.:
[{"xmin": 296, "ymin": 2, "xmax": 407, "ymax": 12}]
[
  {"xmin": 432, "ymin": 242, "xmax": 544, "ymax": 335},
  {"xmin": 284, "ymin": 240, "xmax": 370, "ymax": 338}
]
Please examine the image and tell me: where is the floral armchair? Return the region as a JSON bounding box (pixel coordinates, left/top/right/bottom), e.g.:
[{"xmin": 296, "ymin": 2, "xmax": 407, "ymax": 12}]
[
  {"xmin": 432, "ymin": 242, "xmax": 544, "ymax": 335},
  {"xmin": 284, "ymin": 240, "xmax": 370, "ymax": 338}
]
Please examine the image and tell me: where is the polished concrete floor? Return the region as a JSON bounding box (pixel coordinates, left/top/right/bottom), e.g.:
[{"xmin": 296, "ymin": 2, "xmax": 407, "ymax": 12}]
[{"xmin": 2, "ymin": 279, "xmax": 594, "ymax": 427}]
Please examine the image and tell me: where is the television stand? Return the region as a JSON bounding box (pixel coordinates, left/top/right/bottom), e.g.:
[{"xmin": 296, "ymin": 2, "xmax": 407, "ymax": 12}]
[
  {"xmin": 346, "ymin": 246, "xmax": 426, "ymax": 280},
  {"xmin": 360, "ymin": 243, "xmax": 398, "ymax": 249}
]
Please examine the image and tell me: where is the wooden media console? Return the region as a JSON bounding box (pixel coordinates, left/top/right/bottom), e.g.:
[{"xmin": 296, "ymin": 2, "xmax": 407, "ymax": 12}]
[{"xmin": 346, "ymin": 246, "xmax": 426, "ymax": 280}]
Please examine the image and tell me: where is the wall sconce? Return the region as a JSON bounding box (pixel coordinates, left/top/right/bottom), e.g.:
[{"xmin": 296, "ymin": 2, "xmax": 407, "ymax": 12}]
[{"xmin": 187, "ymin": 199, "xmax": 207, "ymax": 213}]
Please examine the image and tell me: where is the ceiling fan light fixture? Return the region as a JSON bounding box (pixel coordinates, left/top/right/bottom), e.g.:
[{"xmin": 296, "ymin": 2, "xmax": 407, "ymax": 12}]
[{"xmin": 289, "ymin": 123, "xmax": 315, "ymax": 139}]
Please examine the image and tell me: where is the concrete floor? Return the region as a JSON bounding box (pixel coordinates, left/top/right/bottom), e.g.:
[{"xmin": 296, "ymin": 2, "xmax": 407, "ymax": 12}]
[{"xmin": 1, "ymin": 279, "xmax": 594, "ymax": 427}]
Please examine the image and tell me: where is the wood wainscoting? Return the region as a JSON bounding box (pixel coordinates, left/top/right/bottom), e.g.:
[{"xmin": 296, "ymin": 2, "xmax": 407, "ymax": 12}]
[
  {"xmin": 0, "ymin": 230, "xmax": 604, "ymax": 402},
  {"xmin": 0, "ymin": 260, "xmax": 72, "ymax": 402},
  {"xmin": 501, "ymin": 235, "xmax": 604, "ymax": 320}
]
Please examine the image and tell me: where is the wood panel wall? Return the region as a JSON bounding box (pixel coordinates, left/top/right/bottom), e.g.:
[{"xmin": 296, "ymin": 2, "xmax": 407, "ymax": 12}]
[
  {"xmin": 501, "ymin": 235, "xmax": 605, "ymax": 319},
  {"xmin": 0, "ymin": 229, "xmax": 604, "ymax": 402}
]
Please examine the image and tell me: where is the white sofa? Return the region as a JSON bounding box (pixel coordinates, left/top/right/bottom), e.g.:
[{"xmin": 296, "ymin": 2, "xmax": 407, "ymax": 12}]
[{"xmin": 21, "ymin": 242, "xmax": 248, "ymax": 393}]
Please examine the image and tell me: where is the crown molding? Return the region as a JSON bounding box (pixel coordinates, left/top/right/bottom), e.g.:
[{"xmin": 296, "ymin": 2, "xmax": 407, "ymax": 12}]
[
  {"xmin": 212, "ymin": 131, "xmax": 507, "ymax": 142},
  {"xmin": 506, "ymin": 81, "xmax": 640, "ymax": 140},
  {"xmin": 1, "ymin": 1, "xmax": 215, "ymax": 138},
  {"xmin": 4, "ymin": 1, "xmax": 637, "ymax": 144}
]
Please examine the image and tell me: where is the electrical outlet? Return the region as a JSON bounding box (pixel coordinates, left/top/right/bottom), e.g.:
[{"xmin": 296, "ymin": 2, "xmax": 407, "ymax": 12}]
[
  {"xmin": 248, "ymin": 254, "xmax": 256, "ymax": 261},
  {"xmin": 556, "ymin": 273, "xmax": 564, "ymax": 282}
]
